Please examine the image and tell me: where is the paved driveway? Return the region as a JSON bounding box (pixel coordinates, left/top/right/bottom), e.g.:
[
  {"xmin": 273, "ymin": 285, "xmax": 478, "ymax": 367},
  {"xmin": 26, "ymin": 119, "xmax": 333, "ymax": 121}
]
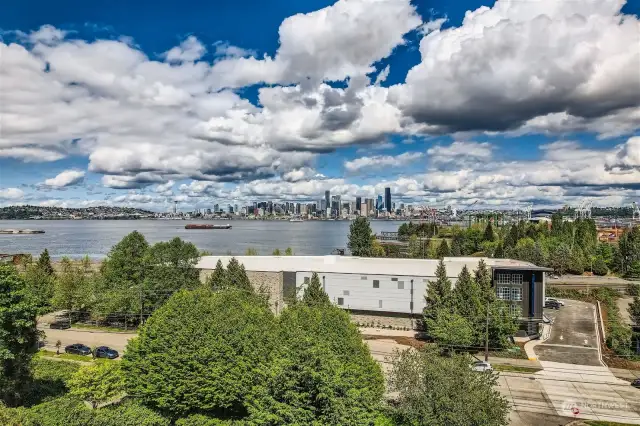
[
  {"xmin": 39, "ymin": 326, "xmax": 135, "ymax": 354},
  {"xmin": 535, "ymin": 299, "xmax": 601, "ymax": 366}
]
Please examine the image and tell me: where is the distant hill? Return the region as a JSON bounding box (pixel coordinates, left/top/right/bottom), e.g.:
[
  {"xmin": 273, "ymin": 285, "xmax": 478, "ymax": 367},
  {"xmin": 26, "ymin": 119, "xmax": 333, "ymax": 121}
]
[{"xmin": 0, "ymin": 205, "xmax": 155, "ymax": 220}]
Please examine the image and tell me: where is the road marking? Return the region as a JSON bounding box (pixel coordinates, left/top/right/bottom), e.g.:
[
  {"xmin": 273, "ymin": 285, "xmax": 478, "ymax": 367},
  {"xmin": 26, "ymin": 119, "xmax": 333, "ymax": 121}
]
[
  {"xmin": 560, "ymin": 335, "xmax": 563, "ymax": 341},
  {"xmin": 537, "ymin": 343, "xmax": 598, "ymax": 350}
]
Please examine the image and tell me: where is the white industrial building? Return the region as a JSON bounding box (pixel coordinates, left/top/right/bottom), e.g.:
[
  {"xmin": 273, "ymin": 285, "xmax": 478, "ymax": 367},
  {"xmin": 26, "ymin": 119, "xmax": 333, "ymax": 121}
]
[{"xmin": 197, "ymin": 255, "xmax": 549, "ymax": 332}]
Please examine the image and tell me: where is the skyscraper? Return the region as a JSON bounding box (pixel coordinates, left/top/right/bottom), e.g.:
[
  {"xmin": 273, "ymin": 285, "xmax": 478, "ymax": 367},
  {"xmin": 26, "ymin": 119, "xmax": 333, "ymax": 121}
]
[
  {"xmin": 377, "ymin": 195, "xmax": 383, "ymax": 211},
  {"xmin": 385, "ymin": 187, "xmax": 391, "ymax": 213},
  {"xmin": 325, "ymin": 190, "xmax": 330, "ymax": 213},
  {"xmin": 356, "ymin": 197, "xmax": 361, "ymax": 212}
]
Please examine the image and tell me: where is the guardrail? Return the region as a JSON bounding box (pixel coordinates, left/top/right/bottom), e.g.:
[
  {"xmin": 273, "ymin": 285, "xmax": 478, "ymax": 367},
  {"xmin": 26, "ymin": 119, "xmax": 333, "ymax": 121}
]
[{"xmin": 595, "ymin": 301, "xmax": 606, "ymax": 344}]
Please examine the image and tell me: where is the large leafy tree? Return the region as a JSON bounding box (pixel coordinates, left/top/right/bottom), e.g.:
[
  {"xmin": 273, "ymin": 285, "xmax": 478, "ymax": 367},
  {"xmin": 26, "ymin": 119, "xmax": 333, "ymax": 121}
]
[
  {"xmin": 302, "ymin": 272, "xmax": 330, "ymax": 307},
  {"xmin": 22, "ymin": 263, "xmax": 55, "ymax": 313},
  {"xmin": 52, "ymin": 258, "xmax": 94, "ymax": 313},
  {"xmin": 347, "ymin": 217, "xmax": 373, "ymax": 257},
  {"xmin": 249, "ymin": 304, "xmax": 384, "ymax": 425},
  {"xmin": 123, "ymin": 289, "xmax": 277, "ymax": 418},
  {"xmin": 143, "ymin": 237, "xmax": 201, "ymax": 310},
  {"xmin": 36, "ymin": 249, "xmax": 54, "ymax": 276},
  {"xmin": 68, "ymin": 362, "xmax": 125, "ymax": 409},
  {"xmin": 388, "ymin": 347, "xmax": 509, "ymax": 426},
  {"xmin": 0, "ymin": 265, "xmax": 40, "ymax": 406},
  {"xmin": 424, "ymin": 310, "xmax": 475, "ymax": 349}
]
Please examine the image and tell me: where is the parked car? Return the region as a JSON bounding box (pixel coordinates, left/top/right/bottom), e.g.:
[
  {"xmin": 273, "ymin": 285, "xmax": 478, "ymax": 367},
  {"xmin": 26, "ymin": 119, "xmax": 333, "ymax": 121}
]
[
  {"xmin": 545, "ymin": 297, "xmax": 565, "ymax": 306},
  {"xmin": 94, "ymin": 346, "xmax": 119, "ymax": 359},
  {"xmin": 49, "ymin": 321, "xmax": 71, "ymax": 330},
  {"xmin": 471, "ymin": 361, "xmax": 493, "ymax": 372},
  {"xmin": 65, "ymin": 343, "xmax": 91, "ymax": 356},
  {"xmin": 632, "ymin": 378, "xmax": 640, "ymax": 389},
  {"xmin": 545, "ymin": 299, "xmax": 562, "ymax": 309}
]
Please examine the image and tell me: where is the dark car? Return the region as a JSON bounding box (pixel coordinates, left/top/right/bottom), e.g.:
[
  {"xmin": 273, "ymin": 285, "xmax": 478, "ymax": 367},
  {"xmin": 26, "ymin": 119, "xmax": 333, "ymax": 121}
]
[
  {"xmin": 545, "ymin": 300, "xmax": 561, "ymax": 310},
  {"xmin": 94, "ymin": 346, "xmax": 119, "ymax": 359},
  {"xmin": 50, "ymin": 321, "xmax": 71, "ymax": 330},
  {"xmin": 65, "ymin": 343, "xmax": 91, "ymax": 356},
  {"xmin": 632, "ymin": 378, "xmax": 640, "ymax": 389}
]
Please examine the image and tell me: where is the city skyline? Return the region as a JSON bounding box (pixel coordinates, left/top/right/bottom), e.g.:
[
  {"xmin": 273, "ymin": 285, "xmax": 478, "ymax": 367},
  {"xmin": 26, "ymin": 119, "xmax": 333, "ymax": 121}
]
[{"xmin": 1, "ymin": 0, "xmax": 639, "ymax": 212}]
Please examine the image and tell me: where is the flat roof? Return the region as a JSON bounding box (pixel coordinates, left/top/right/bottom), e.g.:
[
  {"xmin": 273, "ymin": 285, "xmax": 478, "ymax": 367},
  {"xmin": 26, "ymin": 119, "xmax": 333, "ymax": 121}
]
[{"xmin": 197, "ymin": 255, "xmax": 548, "ymax": 278}]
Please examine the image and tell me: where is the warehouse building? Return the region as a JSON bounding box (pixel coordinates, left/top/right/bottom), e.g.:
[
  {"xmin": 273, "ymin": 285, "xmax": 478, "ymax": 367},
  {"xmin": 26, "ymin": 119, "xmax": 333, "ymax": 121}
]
[{"xmin": 196, "ymin": 256, "xmax": 551, "ymax": 333}]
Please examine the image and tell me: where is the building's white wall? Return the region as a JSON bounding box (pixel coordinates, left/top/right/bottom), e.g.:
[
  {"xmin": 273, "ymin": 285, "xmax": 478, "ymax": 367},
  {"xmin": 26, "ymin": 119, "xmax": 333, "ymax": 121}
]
[{"xmin": 295, "ymin": 272, "xmax": 459, "ymax": 314}]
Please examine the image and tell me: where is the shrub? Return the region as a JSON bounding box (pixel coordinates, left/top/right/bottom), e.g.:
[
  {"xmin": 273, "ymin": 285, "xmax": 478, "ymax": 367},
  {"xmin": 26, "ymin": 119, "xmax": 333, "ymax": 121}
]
[{"xmin": 628, "ymin": 283, "xmax": 640, "ymax": 297}]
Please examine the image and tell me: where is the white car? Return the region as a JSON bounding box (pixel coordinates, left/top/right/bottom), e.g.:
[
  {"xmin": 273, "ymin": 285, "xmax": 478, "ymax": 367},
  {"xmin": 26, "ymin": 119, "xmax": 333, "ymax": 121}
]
[
  {"xmin": 471, "ymin": 361, "xmax": 493, "ymax": 372},
  {"xmin": 545, "ymin": 297, "xmax": 565, "ymax": 306}
]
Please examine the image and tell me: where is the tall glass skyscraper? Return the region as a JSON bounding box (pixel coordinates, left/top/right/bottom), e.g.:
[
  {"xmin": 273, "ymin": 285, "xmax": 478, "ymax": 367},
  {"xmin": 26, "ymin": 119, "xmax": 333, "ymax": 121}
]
[{"xmin": 385, "ymin": 187, "xmax": 391, "ymax": 213}]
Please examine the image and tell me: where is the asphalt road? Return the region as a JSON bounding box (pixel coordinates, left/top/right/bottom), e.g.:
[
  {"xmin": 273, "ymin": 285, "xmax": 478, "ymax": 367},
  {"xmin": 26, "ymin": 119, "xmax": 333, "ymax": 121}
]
[
  {"xmin": 535, "ymin": 299, "xmax": 601, "ymax": 366},
  {"xmin": 39, "ymin": 326, "xmax": 134, "ymax": 354}
]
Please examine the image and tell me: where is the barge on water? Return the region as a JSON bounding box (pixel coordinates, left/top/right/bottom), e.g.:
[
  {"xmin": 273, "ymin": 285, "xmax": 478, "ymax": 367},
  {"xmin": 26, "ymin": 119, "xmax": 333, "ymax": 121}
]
[
  {"xmin": 0, "ymin": 229, "xmax": 45, "ymax": 234},
  {"xmin": 185, "ymin": 224, "xmax": 232, "ymax": 230}
]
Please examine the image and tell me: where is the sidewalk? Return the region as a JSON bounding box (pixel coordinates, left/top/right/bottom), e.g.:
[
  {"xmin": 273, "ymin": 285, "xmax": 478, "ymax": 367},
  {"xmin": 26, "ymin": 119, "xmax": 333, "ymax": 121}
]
[{"xmin": 609, "ymin": 367, "xmax": 640, "ymax": 381}]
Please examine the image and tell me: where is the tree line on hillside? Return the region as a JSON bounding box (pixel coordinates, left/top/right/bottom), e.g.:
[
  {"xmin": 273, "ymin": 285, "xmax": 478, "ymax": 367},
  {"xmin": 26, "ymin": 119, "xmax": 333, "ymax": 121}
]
[
  {"xmin": 1, "ymin": 261, "xmax": 511, "ymax": 426},
  {"xmin": 352, "ymin": 214, "xmax": 640, "ymax": 278}
]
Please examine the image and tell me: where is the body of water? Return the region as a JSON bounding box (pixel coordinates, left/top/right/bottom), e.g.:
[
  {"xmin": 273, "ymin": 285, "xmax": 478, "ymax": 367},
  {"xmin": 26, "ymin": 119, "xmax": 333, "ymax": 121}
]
[{"xmin": 0, "ymin": 220, "xmax": 404, "ymax": 258}]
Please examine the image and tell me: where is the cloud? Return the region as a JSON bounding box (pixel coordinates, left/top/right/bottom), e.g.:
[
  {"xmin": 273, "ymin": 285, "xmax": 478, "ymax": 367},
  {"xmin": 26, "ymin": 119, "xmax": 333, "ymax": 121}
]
[
  {"xmin": 0, "ymin": 188, "xmax": 25, "ymax": 200},
  {"xmin": 163, "ymin": 36, "xmax": 206, "ymax": 62},
  {"xmin": 42, "ymin": 169, "xmax": 85, "ymax": 188},
  {"xmin": 27, "ymin": 25, "xmax": 67, "ymax": 45},
  {"xmin": 390, "ymin": 0, "xmax": 640, "ymax": 134},
  {"xmin": 213, "ymin": 41, "xmax": 256, "ymax": 58},
  {"xmin": 605, "ymin": 136, "xmax": 640, "ymax": 170},
  {"xmin": 344, "ymin": 151, "xmax": 424, "ymax": 172},
  {"xmin": 427, "ymin": 141, "xmax": 493, "ymax": 166}
]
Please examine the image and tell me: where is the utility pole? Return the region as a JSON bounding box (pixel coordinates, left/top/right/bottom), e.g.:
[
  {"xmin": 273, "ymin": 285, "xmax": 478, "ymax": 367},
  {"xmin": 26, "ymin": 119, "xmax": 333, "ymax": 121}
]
[
  {"xmin": 140, "ymin": 286, "xmax": 144, "ymax": 326},
  {"xmin": 484, "ymin": 298, "xmax": 490, "ymax": 362}
]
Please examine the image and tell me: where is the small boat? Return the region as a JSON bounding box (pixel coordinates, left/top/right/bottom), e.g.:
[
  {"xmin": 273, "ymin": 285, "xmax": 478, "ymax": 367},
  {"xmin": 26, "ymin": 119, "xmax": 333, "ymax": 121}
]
[{"xmin": 185, "ymin": 224, "xmax": 232, "ymax": 230}]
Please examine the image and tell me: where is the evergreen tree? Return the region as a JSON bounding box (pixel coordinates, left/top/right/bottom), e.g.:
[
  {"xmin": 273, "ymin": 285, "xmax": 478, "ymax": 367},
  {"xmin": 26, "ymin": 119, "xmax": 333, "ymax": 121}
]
[
  {"xmin": 493, "ymin": 241, "xmax": 504, "ymax": 258},
  {"xmin": 206, "ymin": 260, "xmax": 227, "ymax": 290},
  {"xmin": 474, "ymin": 259, "xmax": 493, "ymax": 298},
  {"xmin": 436, "ymin": 239, "xmax": 451, "ymax": 258},
  {"xmin": 504, "ymin": 225, "xmax": 519, "ymax": 249},
  {"xmin": 451, "ymin": 266, "xmax": 482, "ymax": 325},
  {"xmin": 424, "ymin": 260, "xmax": 452, "ymax": 327},
  {"xmin": 408, "ymin": 235, "xmax": 421, "ymax": 259},
  {"xmin": 302, "ymin": 272, "xmax": 330, "ymax": 307},
  {"xmin": 483, "ymin": 222, "xmax": 495, "ymax": 242},
  {"xmin": 347, "ymin": 217, "xmax": 374, "ymax": 257},
  {"xmin": 450, "ymin": 237, "xmax": 462, "ymax": 257},
  {"xmin": 226, "ymin": 258, "xmax": 253, "ymax": 292},
  {"xmin": 532, "ymin": 242, "xmax": 547, "ymax": 267},
  {"xmin": 36, "ymin": 249, "xmax": 54, "ymax": 276}
]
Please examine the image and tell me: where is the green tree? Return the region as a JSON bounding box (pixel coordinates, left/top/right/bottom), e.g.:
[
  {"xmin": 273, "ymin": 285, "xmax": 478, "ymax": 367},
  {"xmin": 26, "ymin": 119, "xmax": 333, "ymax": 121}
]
[
  {"xmin": 423, "ymin": 260, "xmax": 451, "ymax": 327},
  {"xmin": 248, "ymin": 304, "xmax": 384, "ymax": 425},
  {"xmin": 348, "ymin": 217, "xmax": 373, "ymax": 257},
  {"xmin": 81, "ymin": 255, "xmax": 92, "ymax": 273},
  {"xmin": 0, "ymin": 265, "xmax": 40, "ymax": 406},
  {"xmin": 36, "ymin": 249, "xmax": 54, "ymax": 276},
  {"xmin": 424, "ymin": 310, "xmax": 476, "ymax": 349},
  {"xmin": 629, "ymin": 296, "xmax": 640, "ymax": 326},
  {"xmin": 245, "ymin": 248, "xmax": 258, "ymax": 256},
  {"xmin": 272, "ymin": 249, "xmax": 281, "ymax": 256},
  {"xmin": 284, "ymin": 247, "xmax": 293, "ymax": 256},
  {"xmin": 22, "ymin": 262, "xmax": 55, "ymax": 312},
  {"xmin": 408, "ymin": 235, "xmax": 421, "ymax": 259},
  {"xmin": 68, "ymin": 362, "xmax": 126, "ymax": 409},
  {"xmin": 474, "ymin": 259, "xmax": 493, "ymax": 297},
  {"xmin": 504, "ymin": 224, "xmax": 519, "ymax": 249},
  {"xmin": 206, "ymin": 260, "xmax": 227, "ymax": 290},
  {"xmin": 123, "ymin": 289, "xmax": 278, "ymax": 418},
  {"xmin": 436, "ymin": 239, "xmax": 450, "ymax": 259},
  {"xmin": 592, "ymin": 256, "xmax": 608, "ymax": 276},
  {"xmin": 371, "ymin": 239, "xmax": 386, "ymax": 257},
  {"xmin": 143, "ymin": 237, "xmax": 201, "ymax": 310},
  {"xmin": 388, "ymin": 347, "xmax": 509, "ymax": 426},
  {"xmin": 302, "ymin": 272, "xmax": 330, "ymax": 307},
  {"xmin": 628, "ymin": 283, "xmax": 640, "ymax": 297},
  {"xmin": 493, "ymin": 241, "xmax": 504, "ymax": 258},
  {"xmin": 549, "ymin": 243, "xmax": 572, "ymax": 275},
  {"xmin": 101, "ymin": 231, "xmax": 149, "ymax": 288},
  {"xmin": 451, "ymin": 266, "xmax": 482, "ymax": 323},
  {"xmin": 450, "ymin": 236, "xmax": 462, "ymax": 257},
  {"xmin": 483, "ymin": 222, "xmax": 495, "ymax": 242},
  {"xmin": 487, "ymin": 301, "xmax": 519, "ymax": 348},
  {"xmin": 52, "ymin": 258, "xmax": 93, "ymax": 313},
  {"xmin": 226, "ymin": 258, "xmax": 253, "ymax": 292}
]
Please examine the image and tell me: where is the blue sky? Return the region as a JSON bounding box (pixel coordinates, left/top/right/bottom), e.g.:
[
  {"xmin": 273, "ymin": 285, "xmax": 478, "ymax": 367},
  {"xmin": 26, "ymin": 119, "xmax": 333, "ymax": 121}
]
[{"xmin": 0, "ymin": 0, "xmax": 639, "ymax": 211}]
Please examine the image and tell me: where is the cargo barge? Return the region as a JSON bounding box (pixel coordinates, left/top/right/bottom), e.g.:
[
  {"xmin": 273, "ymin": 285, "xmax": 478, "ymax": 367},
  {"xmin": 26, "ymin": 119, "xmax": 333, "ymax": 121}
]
[
  {"xmin": 0, "ymin": 229, "xmax": 45, "ymax": 234},
  {"xmin": 185, "ymin": 224, "xmax": 232, "ymax": 230}
]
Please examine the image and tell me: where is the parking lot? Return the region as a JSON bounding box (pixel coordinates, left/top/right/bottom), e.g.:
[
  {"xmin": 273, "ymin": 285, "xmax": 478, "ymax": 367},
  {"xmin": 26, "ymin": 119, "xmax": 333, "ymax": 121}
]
[{"xmin": 535, "ymin": 299, "xmax": 602, "ymax": 366}]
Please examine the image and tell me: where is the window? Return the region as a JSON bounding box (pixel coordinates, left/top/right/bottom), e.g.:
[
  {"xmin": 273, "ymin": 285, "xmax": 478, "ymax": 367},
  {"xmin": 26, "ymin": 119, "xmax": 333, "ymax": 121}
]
[
  {"xmin": 509, "ymin": 304, "xmax": 522, "ymax": 317},
  {"xmin": 303, "ymin": 277, "xmax": 310, "ymax": 284},
  {"xmin": 497, "ymin": 274, "xmax": 510, "ymax": 285},
  {"xmin": 361, "ymin": 276, "xmax": 368, "ymax": 280},
  {"xmin": 511, "ymin": 274, "xmax": 523, "ymax": 285},
  {"xmin": 391, "ymin": 277, "xmax": 398, "ymax": 281},
  {"xmin": 511, "ymin": 287, "xmax": 522, "ymax": 301},
  {"xmin": 378, "ymin": 300, "xmax": 383, "ymax": 308},
  {"xmin": 373, "ymin": 280, "xmax": 380, "ymax": 288},
  {"xmin": 337, "ymin": 297, "xmax": 344, "ymax": 306},
  {"xmin": 497, "ymin": 287, "xmax": 510, "ymax": 300},
  {"xmin": 398, "ymin": 281, "xmax": 404, "ymax": 289},
  {"xmin": 343, "ymin": 290, "xmax": 350, "ymax": 296}
]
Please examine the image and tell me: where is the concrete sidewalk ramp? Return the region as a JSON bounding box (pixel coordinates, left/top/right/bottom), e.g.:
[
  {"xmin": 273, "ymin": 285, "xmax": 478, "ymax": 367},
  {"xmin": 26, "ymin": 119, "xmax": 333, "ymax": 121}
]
[{"xmin": 537, "ymin": 361, "xmax": 629, "ymax": 385}]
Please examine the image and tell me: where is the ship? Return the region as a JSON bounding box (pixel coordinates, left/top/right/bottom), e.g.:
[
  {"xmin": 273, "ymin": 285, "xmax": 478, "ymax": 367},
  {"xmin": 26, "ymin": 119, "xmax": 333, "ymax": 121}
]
[
  {"xmin": 185, "ymin": 224, "xmax": 232, "ymax": 230},
  {"xmin": 289, "ymin": 218, "xmax": 304, "ymax": 222}
]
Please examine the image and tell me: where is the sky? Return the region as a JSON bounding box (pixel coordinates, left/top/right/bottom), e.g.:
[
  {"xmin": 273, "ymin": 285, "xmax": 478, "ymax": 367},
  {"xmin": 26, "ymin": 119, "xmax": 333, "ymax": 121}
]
[{"xmin": 0, "ymin": 0, "xmax": 639, "ymax": 212}]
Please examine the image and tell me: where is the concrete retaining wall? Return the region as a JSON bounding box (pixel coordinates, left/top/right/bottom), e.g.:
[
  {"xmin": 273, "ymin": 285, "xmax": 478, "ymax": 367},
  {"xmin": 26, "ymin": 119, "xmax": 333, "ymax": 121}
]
[{"xmin": 350, "ymin": 313, "xmax": 414, "ymax": 330}]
